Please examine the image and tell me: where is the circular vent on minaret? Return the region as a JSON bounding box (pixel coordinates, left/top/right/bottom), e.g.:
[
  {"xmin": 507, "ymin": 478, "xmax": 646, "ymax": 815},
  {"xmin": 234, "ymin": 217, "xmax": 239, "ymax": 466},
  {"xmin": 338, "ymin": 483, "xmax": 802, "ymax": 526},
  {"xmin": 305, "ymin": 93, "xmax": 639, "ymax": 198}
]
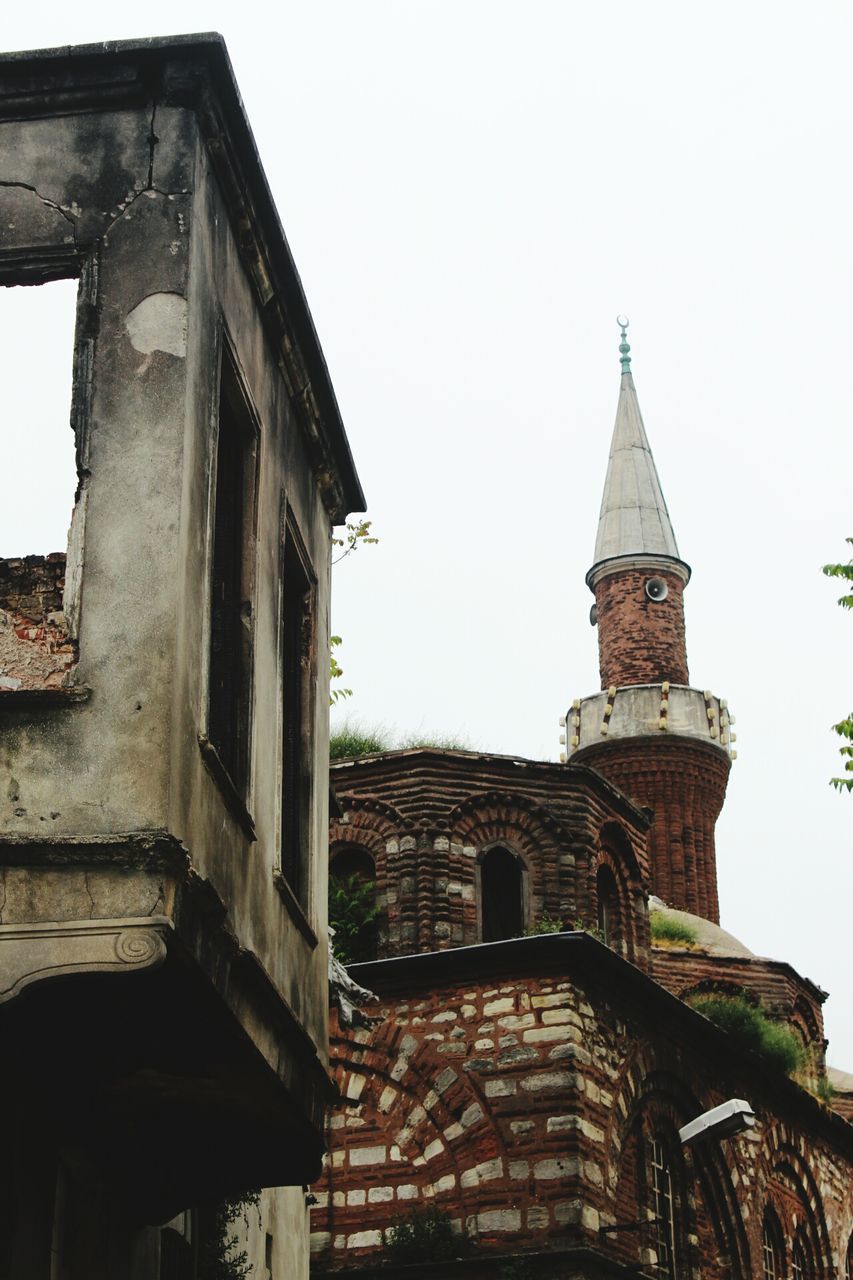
[{"xmin": 645, "ymin": 576, "xmax": 669, "ymax": 602}]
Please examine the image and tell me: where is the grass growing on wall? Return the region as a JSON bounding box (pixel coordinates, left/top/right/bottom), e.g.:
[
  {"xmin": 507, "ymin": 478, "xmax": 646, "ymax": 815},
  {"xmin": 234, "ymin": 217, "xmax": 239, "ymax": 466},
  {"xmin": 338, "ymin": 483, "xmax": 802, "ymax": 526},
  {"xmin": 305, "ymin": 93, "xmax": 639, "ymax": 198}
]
[
  {"xmin": 330, "ymin": 720, "xmax": 473, "ymax": 760},
  {"xmin": 523, "ymin": 912, "xmax": 565, "ymax": 936},
  {"xmin": 330, "ymin": 721, "xmax": 392, "ymax": 760},
  {"xmin": 382, "ymin": 1205, "xmax": 469, "ymax": 1263},
  {"xmin": 687, "ymin": 994, "xmax": 805, "ymax": 1076},
  {"xmin": 395, "ymin": 730, "xmax": 473, "ymax": 751},
  {"xmin": 649, "ymin": 910, "xmax": 698, "ymax": 946}
]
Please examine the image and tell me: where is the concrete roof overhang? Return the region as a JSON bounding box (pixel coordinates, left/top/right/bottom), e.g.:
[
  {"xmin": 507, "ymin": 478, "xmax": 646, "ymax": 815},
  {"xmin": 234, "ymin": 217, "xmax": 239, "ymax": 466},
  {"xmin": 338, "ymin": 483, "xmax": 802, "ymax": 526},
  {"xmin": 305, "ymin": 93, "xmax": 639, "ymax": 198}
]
[{"xmin": 0, "ymin": 34, "xmax": 365, "ymax": 522}]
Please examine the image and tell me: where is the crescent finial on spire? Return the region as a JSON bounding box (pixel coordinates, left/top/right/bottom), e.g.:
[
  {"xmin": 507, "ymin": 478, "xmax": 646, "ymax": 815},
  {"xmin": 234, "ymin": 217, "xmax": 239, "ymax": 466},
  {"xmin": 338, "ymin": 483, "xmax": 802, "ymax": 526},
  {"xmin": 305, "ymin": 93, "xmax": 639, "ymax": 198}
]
[{"xmin": 617, "ymin": 314, "xmax": 631, "ymax": 375}]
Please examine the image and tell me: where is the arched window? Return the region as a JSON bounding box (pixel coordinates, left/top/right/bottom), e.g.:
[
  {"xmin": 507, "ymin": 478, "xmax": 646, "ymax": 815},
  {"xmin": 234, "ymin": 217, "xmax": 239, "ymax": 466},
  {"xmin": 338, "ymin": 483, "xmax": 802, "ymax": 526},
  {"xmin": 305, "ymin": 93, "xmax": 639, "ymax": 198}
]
[
  {"xmin": 791, "ymin": 1231, "xmax": 814, "ymax": 1280},
  {"xmin": 480, "ymin": 846, "xmax": 524, "ymax": 941},
  {"xmin": 330, "ymin": 845, "xmax": 375, "ymax": 883},
  {"xmin": 649, "ymin": 1135, "xmax": 677, "ymax": 1278},
  {"xmin": 160, "ymin": 1210, "xmax": 195, "ymax": 1280},
  {"xmin": 762, "ymin": 1208, "xmax": 785, "ymax": 1280},
  {"xmin": 596, "ymin": 863, "xmax": 621, "ymax": 946},
  {"xmin": 329, "ymin": 845, "xmax": 378, "ymax": 963}
]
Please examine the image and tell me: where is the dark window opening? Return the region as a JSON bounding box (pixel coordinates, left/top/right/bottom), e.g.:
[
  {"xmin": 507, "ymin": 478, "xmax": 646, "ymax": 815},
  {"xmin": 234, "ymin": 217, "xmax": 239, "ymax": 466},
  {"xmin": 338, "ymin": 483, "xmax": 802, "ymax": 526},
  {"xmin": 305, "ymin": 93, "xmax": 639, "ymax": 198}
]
[
  {"xmin": 0, "ymin": 279, "xmax": 79, "ymax": 560},
  {"xmin": 481, "ymin": 846, "xmax": 524, "ymax": 941},
  {"xmin": 792, "ymin": 1233, "xmax": 814, "ymax": 1280},
  {"xmin": 159, "ymin": 1225, "xmax": 194, "ymax": 1280},
  {"xmin": 762, "ymin": 1209, "xmax": 785, "ymax": 1280},
  {"xmin": 649, "ymin": 1135, "xmax": 677, "ymax": 1279},
  {"xmin": 597, "ymin": 864, "xmax": 621, "ymax": 947},
  {"xmin": 280, "ymin": 518, "xmax": 315, "ymax": 909},
  {"xmin": 207, "ymin": 347, "xmax": 258, "ymax": 799},
  {"xmin": 329, "ymin": 846, "xmax": 378, "ymax": 963}
]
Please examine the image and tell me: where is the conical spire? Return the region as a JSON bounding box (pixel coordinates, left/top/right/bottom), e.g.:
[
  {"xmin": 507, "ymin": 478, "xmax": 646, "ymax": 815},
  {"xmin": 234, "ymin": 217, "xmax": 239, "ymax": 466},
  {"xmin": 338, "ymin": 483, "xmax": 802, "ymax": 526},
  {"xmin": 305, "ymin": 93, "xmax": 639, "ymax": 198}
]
[{"xmin": 589, "ymin": 319, "xmax": 683, "ymax": 574}]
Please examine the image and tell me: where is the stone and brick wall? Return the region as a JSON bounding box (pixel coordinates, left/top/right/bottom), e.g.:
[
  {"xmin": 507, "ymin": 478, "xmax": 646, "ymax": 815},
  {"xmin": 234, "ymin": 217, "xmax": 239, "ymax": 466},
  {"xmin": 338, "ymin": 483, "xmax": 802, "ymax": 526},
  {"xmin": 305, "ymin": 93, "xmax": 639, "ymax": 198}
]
[
  {"xmin": 0, "ymin": 553, "xmax": 76, "ymax": 691},
  {"xmin": 652, "ymin": 946, "xmax": 828, "ymax": 1084},
  {"xmin": 330, "ymin": 752, "xmax": 651, "ymax": 966},
  {"xmin": 575, "ymin": 736, "xmax": 729, "ymax": 922},
  {"xmin": 594, "ymin": 566, "xmax": 688, "ymax": 689},
  {"xmin": 312, "ymin": 941, "xmax": 853, "ymax": 1277}
]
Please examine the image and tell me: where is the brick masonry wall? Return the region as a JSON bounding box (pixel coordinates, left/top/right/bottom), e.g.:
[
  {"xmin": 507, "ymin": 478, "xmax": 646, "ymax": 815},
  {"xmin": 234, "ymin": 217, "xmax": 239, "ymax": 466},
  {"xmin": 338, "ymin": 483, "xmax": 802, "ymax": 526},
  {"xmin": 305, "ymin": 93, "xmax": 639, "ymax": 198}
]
[
  {"xmin": 575, "ymin": 737, "xmax": 729, "ymax": 922},
  {"xmin": 0, "ymin": 553, "xmax": 76, "ymax": 691},
  {"xmin": 329, "ymin": 754, "xmax": 651, "ymax": 966},
  {"xmin": 312, "ymin": 970, "xmax": 636, "ymax": 1269},
  {"xmin": 651, "ymin": 949, "xmax": 827, "ymax": 1055},
  {"xmin": 312, "ymin": 960, "xmax": 853, "ymax": 1276},
  {"xmin": 594, "ymin": 567, "xmax": 688, "ymax": 688}
]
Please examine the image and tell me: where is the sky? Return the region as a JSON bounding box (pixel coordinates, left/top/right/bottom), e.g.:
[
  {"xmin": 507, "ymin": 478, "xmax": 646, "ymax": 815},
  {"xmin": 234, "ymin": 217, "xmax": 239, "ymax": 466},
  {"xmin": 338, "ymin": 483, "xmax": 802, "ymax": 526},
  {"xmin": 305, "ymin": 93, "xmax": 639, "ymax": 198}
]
[{"xmin": 1, "ymin": 3, "xmax": 852, "ymax": 1068}]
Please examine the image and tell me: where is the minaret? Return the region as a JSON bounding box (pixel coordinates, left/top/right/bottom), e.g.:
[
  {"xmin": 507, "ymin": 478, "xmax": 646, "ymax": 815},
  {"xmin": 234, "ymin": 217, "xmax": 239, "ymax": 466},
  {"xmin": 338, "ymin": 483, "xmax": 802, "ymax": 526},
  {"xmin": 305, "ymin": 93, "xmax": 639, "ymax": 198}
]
[{"xmin": 567, "ymin": 319, "xmax": 734, "ymax": 922}]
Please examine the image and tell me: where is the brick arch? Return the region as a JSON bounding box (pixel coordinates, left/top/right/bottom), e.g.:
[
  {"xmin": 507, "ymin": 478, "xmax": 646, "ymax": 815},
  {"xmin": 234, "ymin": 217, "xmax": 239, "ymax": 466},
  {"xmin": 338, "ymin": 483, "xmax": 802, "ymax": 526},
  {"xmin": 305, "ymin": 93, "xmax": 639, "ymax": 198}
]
[
  {"xmin": 607, "ymin": 1052, "xmax": 750, "ymax": 1277},
  {"xmin": 790, "ymin": 994, "xmax": 824, "ymax": 1058},
  {"xmin": 590, "ymin": 820, "xmax": 648, "ymax": 962},
  {"xmin": 332, "ymin": 794, "xmax": 411, "ymax": 848},
  {"xmin": 449, "ymin": 792, "xmax": 576, "ymax": 932},
  {"xmin": 330, "ymin": 797, "xmax": 417, "ymax": 956},
  {"xmin": 678, "ymin": 977, "xmax": 754, "ymax": 1004},
  {"xmin": 320, "ymin": 1012, "xmax": 522, "ymax": 1264},
  {"xmin": 756, "ymin": 1125, "xmax": 832, "ymax": 1278}
]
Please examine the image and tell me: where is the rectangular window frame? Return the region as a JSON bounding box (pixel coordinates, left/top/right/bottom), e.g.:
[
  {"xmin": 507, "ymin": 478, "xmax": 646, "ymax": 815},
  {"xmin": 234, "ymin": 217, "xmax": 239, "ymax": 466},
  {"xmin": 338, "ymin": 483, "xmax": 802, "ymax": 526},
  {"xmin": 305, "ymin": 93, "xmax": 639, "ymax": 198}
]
[
  {"xmin": 0, "ymin": 257, "xmax": 93, "ymax": 703},
  {"xmin": 273, "ymin": 501, "xmax": 318, "ymax": 943},
  {"xmin": 199, "ymin": 334, "xmax": 260, "ymax": 841}
]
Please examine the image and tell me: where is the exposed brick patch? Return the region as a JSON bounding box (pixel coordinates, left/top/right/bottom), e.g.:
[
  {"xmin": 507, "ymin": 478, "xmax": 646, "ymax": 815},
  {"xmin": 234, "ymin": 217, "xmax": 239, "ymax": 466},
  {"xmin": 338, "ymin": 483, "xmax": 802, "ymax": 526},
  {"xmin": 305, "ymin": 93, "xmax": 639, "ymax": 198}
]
[
  {"xmin": 0, "ymin": 554, "xmax": 77, "ymax": 691},
  {"xmin": 594, "ymin": 567, "xmax": 688, "ymax": 688}
]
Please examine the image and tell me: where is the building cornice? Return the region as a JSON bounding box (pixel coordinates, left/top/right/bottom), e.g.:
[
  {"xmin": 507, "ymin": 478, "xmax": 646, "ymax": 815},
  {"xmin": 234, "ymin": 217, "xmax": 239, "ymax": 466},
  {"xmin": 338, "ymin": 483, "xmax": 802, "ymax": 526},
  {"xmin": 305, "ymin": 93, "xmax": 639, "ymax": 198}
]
[{"xmin": 586, "ymin": 553, "xmax": 692, "ymax": 591}]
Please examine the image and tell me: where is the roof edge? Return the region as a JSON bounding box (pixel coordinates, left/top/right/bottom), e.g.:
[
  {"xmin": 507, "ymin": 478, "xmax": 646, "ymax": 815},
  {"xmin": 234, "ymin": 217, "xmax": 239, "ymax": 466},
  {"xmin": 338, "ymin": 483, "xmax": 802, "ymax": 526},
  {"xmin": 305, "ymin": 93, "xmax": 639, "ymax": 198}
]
[
  {"xmin": 0, "ymin": 34, "xmax": 365, "ymax": 520},
  {"xmin": 586, "ymin": 553, "xmax": 692, "ymax": 591}
]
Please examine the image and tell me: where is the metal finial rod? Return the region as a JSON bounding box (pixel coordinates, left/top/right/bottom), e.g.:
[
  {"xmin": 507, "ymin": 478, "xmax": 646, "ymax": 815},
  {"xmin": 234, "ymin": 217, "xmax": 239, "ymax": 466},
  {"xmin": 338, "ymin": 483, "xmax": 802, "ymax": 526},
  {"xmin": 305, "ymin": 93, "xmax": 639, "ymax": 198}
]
[{"xmin": 616, "ymin": 314, "xmax": 631, "ymax": 374}]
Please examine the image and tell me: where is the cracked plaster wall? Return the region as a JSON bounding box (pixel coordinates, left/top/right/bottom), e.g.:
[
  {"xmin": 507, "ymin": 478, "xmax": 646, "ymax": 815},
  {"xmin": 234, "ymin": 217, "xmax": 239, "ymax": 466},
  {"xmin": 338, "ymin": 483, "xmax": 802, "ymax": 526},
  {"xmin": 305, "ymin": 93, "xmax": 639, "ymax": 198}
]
[
  {"xmin": 0, "ymin": 105, "xmax": 195, "ymax": 836},
  {"xmin": 0, "ymin": 81, "xmax": 332, "ymax": 1087},
  {"xmin": 0, "ymin": 50, "xmax": 340, "ymax": 1278}
]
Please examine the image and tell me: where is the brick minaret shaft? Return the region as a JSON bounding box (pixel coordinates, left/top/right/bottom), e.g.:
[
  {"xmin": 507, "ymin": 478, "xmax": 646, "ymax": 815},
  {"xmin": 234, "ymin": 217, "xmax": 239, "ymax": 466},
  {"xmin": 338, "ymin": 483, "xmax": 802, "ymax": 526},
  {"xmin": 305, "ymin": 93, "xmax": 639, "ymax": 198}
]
[{"xmin": 574, "ymin": 321, "xmax": 730, "ymax": 921}]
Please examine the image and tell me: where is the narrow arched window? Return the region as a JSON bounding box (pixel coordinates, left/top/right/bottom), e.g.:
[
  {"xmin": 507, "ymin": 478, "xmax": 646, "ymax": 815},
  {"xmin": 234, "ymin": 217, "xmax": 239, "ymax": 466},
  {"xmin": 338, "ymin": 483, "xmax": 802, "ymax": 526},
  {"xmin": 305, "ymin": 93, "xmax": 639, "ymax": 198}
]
[
  {"xmin": 649, "ymin": 1136, "xmax": 677, "ymax": 1278},
  {"xmin": 761, "ymin": 1208, "xmax": 784, "ymax": 1280},
  {"xmin": 596, "ymin": 864, "xmax": 620, "ymax": 946},
  {"xmin": 791, "ymin": 1232, "xmax": 814, "ymax": 1280},
  {"xmin": 329, "ymin": 846, "xmax": 378, "ymax": 963},
  {"xmin": 480, "ymin": 846, "xmax": 524, "ymax": 941}
]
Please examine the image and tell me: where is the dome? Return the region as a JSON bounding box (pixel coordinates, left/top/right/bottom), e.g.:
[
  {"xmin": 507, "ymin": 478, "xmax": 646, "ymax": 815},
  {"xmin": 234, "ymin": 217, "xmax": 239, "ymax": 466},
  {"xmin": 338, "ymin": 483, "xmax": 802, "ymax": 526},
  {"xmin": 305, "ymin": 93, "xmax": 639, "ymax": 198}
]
[{"xmin": 649, "ymin": 897, "xmax": 755, "ymax": 958}]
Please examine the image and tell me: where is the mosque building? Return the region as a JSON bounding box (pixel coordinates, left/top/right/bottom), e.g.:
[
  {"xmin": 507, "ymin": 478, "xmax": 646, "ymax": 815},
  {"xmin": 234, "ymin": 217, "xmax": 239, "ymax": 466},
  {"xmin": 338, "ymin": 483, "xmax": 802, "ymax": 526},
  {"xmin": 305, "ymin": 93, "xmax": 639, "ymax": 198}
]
[{"xmin": 311, "ymin": 325, "xmax": 853, "ymax": 1280}]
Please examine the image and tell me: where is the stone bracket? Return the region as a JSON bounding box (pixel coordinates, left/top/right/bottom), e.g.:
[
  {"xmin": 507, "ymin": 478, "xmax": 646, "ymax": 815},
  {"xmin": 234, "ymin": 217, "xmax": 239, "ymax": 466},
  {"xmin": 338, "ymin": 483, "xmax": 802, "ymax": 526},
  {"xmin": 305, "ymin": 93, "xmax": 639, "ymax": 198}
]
[{"xmin": 0, "ymin": 914, "xmax": 173, "ymax": 1004}]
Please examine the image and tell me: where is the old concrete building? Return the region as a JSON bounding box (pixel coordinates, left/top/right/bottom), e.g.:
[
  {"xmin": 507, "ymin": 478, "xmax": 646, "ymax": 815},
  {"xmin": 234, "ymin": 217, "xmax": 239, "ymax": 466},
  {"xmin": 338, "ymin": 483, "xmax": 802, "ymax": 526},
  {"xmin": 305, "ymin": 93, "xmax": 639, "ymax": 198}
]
[
  {"xmin": 0, "ymin": 35, "xmax": 362, "ymax": 1279},
  {"xmin": 311, "ymin": 328, "xmax": 853, "ymax": 1278}
]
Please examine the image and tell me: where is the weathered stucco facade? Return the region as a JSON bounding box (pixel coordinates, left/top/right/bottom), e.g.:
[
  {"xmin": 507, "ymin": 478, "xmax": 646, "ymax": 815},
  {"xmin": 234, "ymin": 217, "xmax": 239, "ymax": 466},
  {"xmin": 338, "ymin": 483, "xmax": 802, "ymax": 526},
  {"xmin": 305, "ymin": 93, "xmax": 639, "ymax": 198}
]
[{"xmin": 0, "ymin": 35, "xmax": 362, "ymax": 1279}]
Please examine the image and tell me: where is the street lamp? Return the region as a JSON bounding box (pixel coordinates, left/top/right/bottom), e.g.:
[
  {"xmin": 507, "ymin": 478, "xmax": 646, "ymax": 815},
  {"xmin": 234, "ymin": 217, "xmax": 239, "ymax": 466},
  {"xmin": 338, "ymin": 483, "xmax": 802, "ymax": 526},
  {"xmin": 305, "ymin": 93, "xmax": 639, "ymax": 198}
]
[{"xmin": 679, "ymin": 1098, "xmax": 755, "ymax": 1148}]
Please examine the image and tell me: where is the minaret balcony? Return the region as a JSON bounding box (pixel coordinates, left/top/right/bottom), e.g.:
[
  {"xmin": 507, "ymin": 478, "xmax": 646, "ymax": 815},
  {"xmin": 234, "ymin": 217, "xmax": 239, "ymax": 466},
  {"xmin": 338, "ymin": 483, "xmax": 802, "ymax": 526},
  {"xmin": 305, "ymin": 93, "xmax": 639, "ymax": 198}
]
[{"xmin": 565, "ymin": 684, "xmax": 734, "ymax": 758}]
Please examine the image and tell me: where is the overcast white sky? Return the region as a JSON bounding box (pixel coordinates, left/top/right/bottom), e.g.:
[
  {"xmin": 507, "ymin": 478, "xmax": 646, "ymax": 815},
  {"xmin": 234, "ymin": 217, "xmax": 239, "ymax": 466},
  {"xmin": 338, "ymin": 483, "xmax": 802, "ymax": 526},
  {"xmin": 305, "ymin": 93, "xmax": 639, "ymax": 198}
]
[{"xmin": 2, "ymin": 2, "xmax": 852, "ymax": 1068}]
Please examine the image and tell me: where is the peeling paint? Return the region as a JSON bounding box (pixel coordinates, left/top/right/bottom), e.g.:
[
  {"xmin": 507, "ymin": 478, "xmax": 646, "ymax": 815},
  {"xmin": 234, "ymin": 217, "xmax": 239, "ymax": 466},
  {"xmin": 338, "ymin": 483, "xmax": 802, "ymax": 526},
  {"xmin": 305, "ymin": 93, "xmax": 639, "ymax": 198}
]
[{"xmin": 125, "ymin": 291, "xmax": 187, "ymax": 358}]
